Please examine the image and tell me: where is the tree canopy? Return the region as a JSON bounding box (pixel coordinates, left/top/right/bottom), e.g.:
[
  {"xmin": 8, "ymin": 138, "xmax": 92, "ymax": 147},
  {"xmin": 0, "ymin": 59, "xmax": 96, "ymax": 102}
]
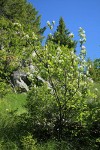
[{"xmin": 0, "ymin": 0, "xmax": 43, "ymax": 96}]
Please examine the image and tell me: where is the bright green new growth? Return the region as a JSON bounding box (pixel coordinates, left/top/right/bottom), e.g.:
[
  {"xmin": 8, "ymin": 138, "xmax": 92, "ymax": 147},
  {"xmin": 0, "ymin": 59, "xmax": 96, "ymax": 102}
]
[{"xmin": 26, "ymin": 26, "xmax": 97, "ymax": 141}]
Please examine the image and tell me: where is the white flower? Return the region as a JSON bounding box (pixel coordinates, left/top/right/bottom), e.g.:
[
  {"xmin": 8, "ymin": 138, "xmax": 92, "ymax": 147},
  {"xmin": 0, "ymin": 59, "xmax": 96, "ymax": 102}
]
[
  {"xmin": 50, "ymin": 25, "xmax": 53, "ymax": 30},
  {"xmin": 49, "ymin": 33, "xmax": 53, "ymax": 39},
  {"xmin": 79, "ymin": 27, "xmax": 83, "ymax": 31},
  {"xmin": 71, "ymin": 51, "xmax": 74, "ymax": 55},
  {"xmin": 69, "ymin": 33, "xmax": 74, "ymax": 38},
  {"xmin": 79, "ymin": 27, "xmax": 86, "ymax": 44},
  {"xmin": 58, "ymin": 60, "xmax": 62, "ymax": 63},
  {"xmin": 24, "ymin": 34, "xmax": 29, "ymax": 39},
  {"xmin": 52, "ymin": 20, "xmax": 55, "ymax": 25},
  {"xmin": 82, "ymin": 59, "xmax": 86, "ymax": 63},
  {"xmin": 0, "ymin": 45, "xmax": 4, "ymax": 50},
  {"xmin": 57, "ymin": 47, "xmax": 61, "ymax": 52},
  {"xmin": 6, "ymin": 109, "xmax": 9, "ymax": 111},
  {"xmin": 87, "ymin": 77, "xmax": 93, "ymax": 83},
  {"xmin": 29, "ymin": 73, "xmax": 33, "ymax": 78},
  {"xmin": 81, "ymin": 45, "xmax": 86, "ymax": 50},
  {"xmin": 49, "ymin": 33, "xmax": 52, "ymax": 35},
  {"xmin": 58, "ymin": 60, "xmax": 64, "ymax": 63},
  {"xmin": 71, "ymin": 66, "xmax": 73, "ymax": 69},
  {"xmin": 95, "ymin": 88, "xmax": 98, "ymax": 92},
  {"xmin": 89, "ymin": 65, "xmax": 92, "ymax": 68},
  {"xmin": 13, "ymin": 22, "xmax": 21, "ymax": 27},
  {"xmin": 86, "ymin": 71, "xmax": 89, "ymax": 75},
  {"xmin": 32, "ymin": 51, "xmax": 36, "ymax": 57},
  {"xmin": 81, "ymin": 49, "xmax": 86, "ymax": 55},
  {"xmin": 47, "ymin": 21, "xmax": 50, "ymax": 26},
  {"xmin": 83, "ymin": 37, "xmax": 86, "ymax": 42},
  {"xmin": 52, "ymin": 56, "xmax": 55, "ymax": 59},
  {"xmin": 80, "ymin": 39, "xmax": 83, "ymax": 44},
  {"xmin": 80, "ymin": 33, "xmax": 85, "ymax": 37},
  {"xmin": 83, "ymin": 30, "xmax": 85, "ymax": 34}
]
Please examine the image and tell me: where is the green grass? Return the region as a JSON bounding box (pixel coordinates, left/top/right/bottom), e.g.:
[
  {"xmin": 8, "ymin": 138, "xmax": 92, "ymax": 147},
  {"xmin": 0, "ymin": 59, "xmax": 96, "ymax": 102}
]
[{"xmin": 0, "ymin": 92, "xmax": 27, "ymax": 116}]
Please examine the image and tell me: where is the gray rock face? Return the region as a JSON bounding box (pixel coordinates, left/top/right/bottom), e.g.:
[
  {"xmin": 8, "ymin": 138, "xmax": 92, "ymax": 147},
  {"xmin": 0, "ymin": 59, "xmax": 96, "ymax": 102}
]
[
  {"xmin": 16, "ymin": 77, "xmax": 29, "ymax": 91},
  {"xmin": 11, "ymin": 71, "xmax": 31, "ymax": 92},
  {"xmin": 10, "ymin": 64, "xmax": 52, "ymax": 92}
]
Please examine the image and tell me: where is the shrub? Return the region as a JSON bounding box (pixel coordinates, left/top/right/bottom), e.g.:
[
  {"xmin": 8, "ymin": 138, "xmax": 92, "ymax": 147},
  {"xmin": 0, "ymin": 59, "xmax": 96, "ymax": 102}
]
[{"xmin": 20, "ymin": 134, "xmax": 37, "ymax": 150}]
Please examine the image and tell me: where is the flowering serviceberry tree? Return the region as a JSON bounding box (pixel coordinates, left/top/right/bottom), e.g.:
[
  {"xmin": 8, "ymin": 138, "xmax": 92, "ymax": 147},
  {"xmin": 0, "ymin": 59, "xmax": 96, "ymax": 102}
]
[{"xmin": 26, "ymin": 26, "xmax": 96, "ymax": 141}]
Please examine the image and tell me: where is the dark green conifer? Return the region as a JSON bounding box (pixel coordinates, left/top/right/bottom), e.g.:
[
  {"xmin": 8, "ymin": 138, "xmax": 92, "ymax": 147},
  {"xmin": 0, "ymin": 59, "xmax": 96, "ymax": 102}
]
[
  {"xmin": 0, "ymin": 0, "xmax": 45, "ymax": 36},
  {"xmin": 47, "ymin": 17, "xmax": 77, "ymax": 51}
]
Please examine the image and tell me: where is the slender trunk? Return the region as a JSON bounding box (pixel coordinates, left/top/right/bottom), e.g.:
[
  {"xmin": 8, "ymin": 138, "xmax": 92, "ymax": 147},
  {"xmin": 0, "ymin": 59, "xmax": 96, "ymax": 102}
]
[
  {"xmin": 57, "ymin": 107, "xmax": 62, "ymax": 150},
  {"xmin": 58, "ymin": 106, "xmax": 62, "ymax": 141}
]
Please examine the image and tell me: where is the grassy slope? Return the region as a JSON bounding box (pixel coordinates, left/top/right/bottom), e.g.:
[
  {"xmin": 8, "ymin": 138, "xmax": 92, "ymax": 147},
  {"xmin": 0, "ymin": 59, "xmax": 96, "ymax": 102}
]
[{"xmin": 0, "ymin": 93, "xmax": 27, "ymax": 116}]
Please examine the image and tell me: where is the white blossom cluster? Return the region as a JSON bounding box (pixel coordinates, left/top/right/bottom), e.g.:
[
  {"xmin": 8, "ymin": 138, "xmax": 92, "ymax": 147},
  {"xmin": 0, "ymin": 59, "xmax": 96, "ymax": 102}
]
[
  {"xmin": 81, "ymin": 45, "xmax": 86, "ymax": 56},
  {"xmin": 79, "ymin": 27, "xmax": 87, "ymax": 57},
  {"xmin": 87, "ymin": 77, "xmax": 94, "ymax": 84},
  {"xmin": 69, "ymin": 33, "xmax": 74, "ymax": 38},
  {"xmin": 78, "ymin": 27, "xmax": 87, "ymax": 75},
  {"xmin": 47, "ymin": 20, "xmax": 55, "ymax": 30},
  {"xmin": 48, "ymin": 33, "xmax": 54, "ymax": 39},
  {"xmin": 79, "ymin": 27, "xmax": 86, "ymax": 44},
  {"xmin": 24, "ymin": 34, "xmax": 29, "ymax": 39},
  {"xmin": 13, "ymin": 22, "xmax": 21, "ymax": 27}
]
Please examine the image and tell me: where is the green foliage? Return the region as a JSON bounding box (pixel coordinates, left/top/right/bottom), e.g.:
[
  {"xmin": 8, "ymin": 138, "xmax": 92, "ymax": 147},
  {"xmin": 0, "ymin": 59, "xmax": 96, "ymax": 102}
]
[
  {"xmin": 0, "ymin": 0, "xmax": 46, "ymax": 42},
  {"xmin": 37, "ymin": 141, "xmax": 57, "ymax": 150},
  {"xmin": 0, "ymin": 0, "xmax": 41, "ymax": 32},
  {"xmin": 21, "ymin": 134, "xmax": 37, "ymax": 150},
  {"xmin": 88, "ymin": 58, "xmax": 100, "ymax": 82},
  {"xmin": 0, "ymin": 140, "xmax": 18, "ymax": 150},
  {"xmin": 0, "ymin": 0, "xmax": 44, "ymax": 96},
  {"xmin": 0, "ymin": 77, "xmax": 11, "ymax": 98},
  {"xmin": 24, "ymin": 28, "xmax": 97, "ymax": 144},
  {"xmin": 24, "ymin": 85, "xmax": 56, "ymax": 140},
  {"xmin": 0, "ymin": 16, "xmax": 39, "ymax": 95}
]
